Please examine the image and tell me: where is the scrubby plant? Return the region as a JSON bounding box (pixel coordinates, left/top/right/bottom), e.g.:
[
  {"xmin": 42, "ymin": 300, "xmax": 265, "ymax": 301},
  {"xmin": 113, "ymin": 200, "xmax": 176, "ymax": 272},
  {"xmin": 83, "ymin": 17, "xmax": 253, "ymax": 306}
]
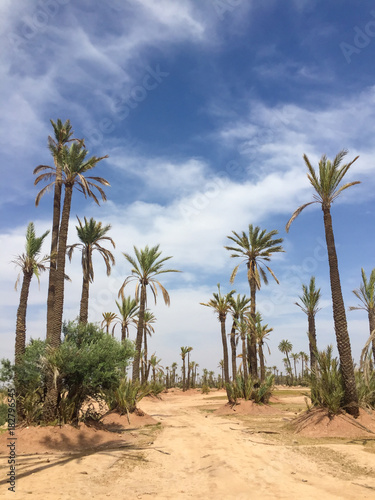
[
  {"xmin": 227, "ymin": 374, "xmax": 274, "ymax": 404},
  {"xmin": 10, "ymin": 321, "xmax": 134, "ymax": 425},
  {"xmin": 309, "ymin": 346, "xmax": 345, "ymax": 415},
  {"xmin": 201, "ymin": 384, "xmax": 210, "ymax": 394}
]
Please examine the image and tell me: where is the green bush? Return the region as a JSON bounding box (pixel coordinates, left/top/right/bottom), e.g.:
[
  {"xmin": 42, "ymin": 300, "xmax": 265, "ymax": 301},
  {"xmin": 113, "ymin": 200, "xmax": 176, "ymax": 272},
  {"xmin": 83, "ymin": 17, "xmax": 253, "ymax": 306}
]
[
  {"xmin": 201, "ymin": 384, "xmax": 210, "ymax": 394},
  {"xmin": 14, "ymin": 321, "xmax": 134, "ymax": 424}
]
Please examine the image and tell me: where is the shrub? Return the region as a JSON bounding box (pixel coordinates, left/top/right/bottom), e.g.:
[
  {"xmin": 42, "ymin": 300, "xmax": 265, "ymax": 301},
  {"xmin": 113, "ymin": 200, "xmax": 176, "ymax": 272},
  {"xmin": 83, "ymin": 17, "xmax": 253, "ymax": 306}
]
[
  {"xmin": 104, "ymin": 378, "xmax": 153, "ymax": 417},
  {"xmin": 227, "ymin": 374, "xmax": 274, "ymax": 404},
  {"xmin": 309, "ymin": 346, "xmax": 345, "ymax": 415},
  {"xmin": 201, "ymin": 384, "xmax": 210, "ymax": 394}
]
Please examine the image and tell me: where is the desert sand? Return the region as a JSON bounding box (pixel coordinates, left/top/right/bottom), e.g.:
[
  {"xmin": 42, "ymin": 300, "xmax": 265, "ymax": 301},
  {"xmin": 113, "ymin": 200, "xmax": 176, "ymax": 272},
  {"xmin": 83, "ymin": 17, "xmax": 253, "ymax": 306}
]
[{"xmin": 1, "ymin": 388, "xmax": 375, "ymax": 499}]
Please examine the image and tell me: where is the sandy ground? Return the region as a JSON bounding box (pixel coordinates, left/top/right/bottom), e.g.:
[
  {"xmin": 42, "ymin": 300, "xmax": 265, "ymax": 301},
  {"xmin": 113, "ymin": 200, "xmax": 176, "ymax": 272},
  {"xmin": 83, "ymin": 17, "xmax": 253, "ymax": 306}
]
[{"xmin": 1, "ymin": 388, "xmax": 375, "ymax": 499}]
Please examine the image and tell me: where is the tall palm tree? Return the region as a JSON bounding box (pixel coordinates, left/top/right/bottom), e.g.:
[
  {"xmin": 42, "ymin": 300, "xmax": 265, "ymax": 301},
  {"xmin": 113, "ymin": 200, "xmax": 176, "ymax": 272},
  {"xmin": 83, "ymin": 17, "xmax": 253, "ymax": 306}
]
[
  {"xmin": 171, "ymin": 362, "xmax": 178, "ymax": 387},
  {"xmin": 148, "ymin": 354, "xmax": 163, "ymax": 383},
  {"xmin": 278, "ymin": 339, "xmax": 293, "ymax": 378},
  {"xmin": 35, "ymin": 142, "xmax": 109, "ymax": 347},
  {"xmin": 186, "ymin": 346, "xmax": 193, "ymax": 389},
  {"xmin": 13, "ymin": 223, "xmax": 50, "ymax": 366},
  {"xmin": 180, "ymin": 346, "xmax": 189, "ymax": 391},
  {"xmin": 67, "ymin": 217, "xmax": 115, "ymax": 324},
  {"xmin": 249, "ymin": 312, "xmax": 273, "ymax": 382},
  {"xmin": 349, "ymin": 268, "xmax": 375, "ymax": 363},
  {"xmin": 286, "ymin": 149, "xmax": 360, "ymax": 417},
  {"xmin": 225, "ymin": 225, "xmax": 284, "ymax": 378},
  {"xmin": 119, "ymin": 244, "xmax": 180, "ymax": 382},
  {"xmin": 140, "ymin": 310, "xmax": 156, "ymax": 383},
  {"xmin": 235, "ymin": 317, "xmax": 250, "ymax": 382},
  {"xmin": 115, "ymin": 296, "xmax": 139, "ymax": 342},
  {"xmin": 295, "ymin": 277, "xmax": 321, "ymax": 372},
  {"xmin": 101, "ymin": 312, "xmax": 117, "ymax": 335},
  {"xmin": 201, "ymin": 284, "xmax": 235, "ymax": 401},
  {"xmin": 229, "ymin": 294, "xmax": 250, "ymax": 381},
  {"xmin": 291, "ymin": 353, "xmax": 300, "ymax": 380},
  {"xmin": 34, "ymin": 119, "xmax": 83, "ymax": 343},
  {"xmin": 299, "ymin": 351, "xmax": 309, "ymax": 378}
]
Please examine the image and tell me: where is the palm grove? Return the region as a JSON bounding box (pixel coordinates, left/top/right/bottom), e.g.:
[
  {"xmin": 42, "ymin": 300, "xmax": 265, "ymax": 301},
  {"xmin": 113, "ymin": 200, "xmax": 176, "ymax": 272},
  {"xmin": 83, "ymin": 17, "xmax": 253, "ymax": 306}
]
[{"xmin": 9, "ymin": 119, "xmax": 375, "ymax": 424}]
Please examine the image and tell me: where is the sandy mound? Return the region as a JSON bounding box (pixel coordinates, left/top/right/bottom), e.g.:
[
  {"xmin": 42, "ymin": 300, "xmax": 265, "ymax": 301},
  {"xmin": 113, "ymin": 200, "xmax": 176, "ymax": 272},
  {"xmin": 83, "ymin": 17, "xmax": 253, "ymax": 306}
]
[
  {"xmin": 0, "ymin": 410, "xmax": 158, "ymax": 455},
  {"xmin": 214, "ymin": 399, "xmax": 281, "ymax": 416},
  {"xmin": 291, "ymin": 408, "xmax": 375, "ymax": 438}
]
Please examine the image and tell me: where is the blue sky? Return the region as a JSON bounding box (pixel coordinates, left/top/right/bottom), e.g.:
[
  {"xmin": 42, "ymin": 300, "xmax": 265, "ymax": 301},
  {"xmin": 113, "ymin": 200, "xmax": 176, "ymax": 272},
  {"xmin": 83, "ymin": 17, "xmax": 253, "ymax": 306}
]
[{"xmin": 1, "ymin": 0, "xmax": 374, "ymax": 377}]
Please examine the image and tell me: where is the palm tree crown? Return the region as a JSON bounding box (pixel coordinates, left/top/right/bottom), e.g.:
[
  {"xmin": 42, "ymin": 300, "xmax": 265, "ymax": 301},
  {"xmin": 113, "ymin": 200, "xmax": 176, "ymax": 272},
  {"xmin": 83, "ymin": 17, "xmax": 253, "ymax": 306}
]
[
  {"xmin": 225, "ymin": 224, "xmax": 284, "ymax": 288},
  {"xmin": 295, "ymin": 277, "xmax": 321, "ymax": 316},
  {"xmin": 286, "ymin": 150, "xmax": 359, "ymax": 231},
  {"xmin": 349, "ymin": 268, "xmax": 375, "ymax": 315},
  {"xmin": 13, "ymin": 223, "xmax": 50, "ymax": 287}
]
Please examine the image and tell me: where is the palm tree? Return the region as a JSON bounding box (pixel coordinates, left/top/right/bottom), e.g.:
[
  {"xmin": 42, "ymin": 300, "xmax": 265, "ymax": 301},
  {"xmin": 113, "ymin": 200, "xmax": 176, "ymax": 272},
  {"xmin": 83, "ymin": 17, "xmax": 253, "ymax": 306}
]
[
  {"xmin": 278, "ymin": 339, "xmax": 293, "ymax": 379},
  {"xmin": 67, "ymin": 217, "xmax": 115, "ymax": 324},
  {"xmin": 295, "ymin": 277, "xmax": 321, "ymax": 372},
  {"xmin": 171, "ymin": 362, "xmax": 178, "ymax": 387},
  {"xmin": 140, "ymin": 309, "xmax": 156, "ymax": 383},
  {"xmin": 34, "ymin": 119, "xmax": 83, "ymax": 343},
  {"xmin": 186, "ymin": 346, "xmax": 193, "ymax": 389},
  {"xmin": 119, "ymin": 244, "xmax": 180, "ymax": 382},
  {"xmin": 101, "ymin": 312, "xmax": 117, "ymax": 335},
  {"xmin": 115, "ymin": 296, "xmax": 139, "ymax": 342},
  {"xmin": 225, "ymin": 225, "xmax": 284, "ymax": 378},
  {"xmin": 35, "ymin": 142, "xmax": 109, "ymax": 347},
  {"xmin": 286, "ymin": 149, "xmax": 360, "ymax": 417},
  {"xmin": 235, "ymin": 317, "xmax": 250, "ymax": 383},
  {"xmin": 180, "ymin": 346, "xmax": 189, "ymax": 391},
  {"xmin": 149, "ymin": 354, "xmax": 163, "ymax": 383},
  {"xmin": 299, "ymin": 351, "xmax": 309, "ymax": 378},
  {"xmin": 201, "ymin": 284, "xmax": 235, "ymax": 401},
  {"xmin": 13, "ymin": 223, "xmax": 50, "ymax": 366},
  {"xmin": 291, "ymin": 353, "xmax": 300, "ymax": 380},
  {"xmin": 349, "ymin": 268, "xmax": 375, "ymax": 363},
  {"xmin": 249, "ymin": 312, "xmax": 273, "ymax": 382},
  {"xmin": 229, "ymin": 294, "xmax": 250, "ymax": 381}
]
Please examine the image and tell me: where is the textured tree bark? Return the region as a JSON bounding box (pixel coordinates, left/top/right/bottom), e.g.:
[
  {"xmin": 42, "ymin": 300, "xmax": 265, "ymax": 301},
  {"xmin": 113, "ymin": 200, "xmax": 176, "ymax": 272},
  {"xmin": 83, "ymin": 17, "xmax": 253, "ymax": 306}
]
[
  {"xmin": 249, "ymin": 272, "xmax": 258, "ymax": 379},
  {"xmin": 323, "ymin": 206, "xmax": 359, "ymax": 417},
  {"xmin": 46, "ymin": 161, "xmax": 63, "ymax": 342},
  {"xmin": 15, "ymin": 271, "xmax": 33, "ymax": 365},
  {"xmin": 132, "ymin": 283, "xmax": 146, "ymax": 382},
  {"xmin": 369, "ymin": 310, "xmax": 375, "ymax": 364},
  {"xmin": 308, "ymin": 313, "xmax": 318, "ymax": 372},
  {"xmin": 259, "ymin": 343, "xmax": 265, "ymax": 382},
  {"xmin": 230, "ymin": 320, "xmax": 237, "ymax": 381},
  {"xmin": 52, "ymin": 185, "xmax": 73, "ymax": 347},
  {"xmin": 79, "ymin": 274, "xmax": 90, "ymax": 324},
  {"xmin": 220, "ymin": 314, "xmax": 233, "ymax": 403},
  {"xmin": 242, "ymin": 334, "xmax": 248, "ymax": 383}
]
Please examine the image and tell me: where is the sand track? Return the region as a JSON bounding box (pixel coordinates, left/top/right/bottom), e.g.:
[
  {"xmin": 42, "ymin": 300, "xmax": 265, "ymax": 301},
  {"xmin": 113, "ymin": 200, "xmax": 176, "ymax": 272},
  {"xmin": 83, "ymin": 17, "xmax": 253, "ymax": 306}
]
[{"xmin": 1, "ymin": 390, "xmax": 375, "ymax": 499}]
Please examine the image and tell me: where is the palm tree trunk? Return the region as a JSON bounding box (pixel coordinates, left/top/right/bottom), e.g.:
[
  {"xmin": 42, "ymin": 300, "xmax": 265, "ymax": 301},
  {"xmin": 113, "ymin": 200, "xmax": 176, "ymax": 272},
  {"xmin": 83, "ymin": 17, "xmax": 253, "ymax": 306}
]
[
  {"xmin": 79, "ymin": 274, "xmax": 90, "ymax": 324},
  {"xmin": 52, "ymin": 184, "xmax": 73, "ymax": 346},
  {"xmin": 43, "ymin": 184, "xmax": 73, "ymax": 423},
  {"xmin": 220, "ymin": 315, "xmax": 233, "ymax": 403},
  {"xmin": 242, "ymin": 334, "xmax": 248, "ymax": 383},
  {"xmin": 187, "ymin": 352, "xmax": 191, "ymax": 389},
  {"xmin": 143, "ymin": 327, "xmax": 148, "ymax": 382},
  {"xmin": 368, "ymin": 310, "xmax": 375, "ymax": 364},
  {"xmin": 132, "ymin": 282, "xmax": 146, "ymax": 382},
  {"xmin": 308, "ymin": 313, "xmax": 318, "ymax": 372},
  {"xmin": 230, "ymin": 320, "xmax": 237, "ymax": 381},
  {"xmin": 323, "ymin": 207, "xmax": 359, "ymax": 417},
  {"xmin": 46, "ymin": 160, "xmax": 63, "ymax": 343},
  {"xmin": 182, "ymin": 358, "xmax": 186, "ymax": 391},
  {"xmin": 259, "ymin": 343, "xmax": 265, "ymax": 382},
  {"xmin": 15, "ymin": 271, "xmax": 33, "ymax": 366},
  {"xmin": 249, "ymin": 272, "xmax": 258, "ymax": 379}
]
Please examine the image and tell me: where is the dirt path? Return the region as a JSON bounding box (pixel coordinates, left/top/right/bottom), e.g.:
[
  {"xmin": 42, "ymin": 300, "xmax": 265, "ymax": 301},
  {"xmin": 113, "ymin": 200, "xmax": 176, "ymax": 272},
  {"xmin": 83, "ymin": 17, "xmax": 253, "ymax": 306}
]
[{"xmin": 1, "ymin": 390, "xmax": 375, "ymax": 499}]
